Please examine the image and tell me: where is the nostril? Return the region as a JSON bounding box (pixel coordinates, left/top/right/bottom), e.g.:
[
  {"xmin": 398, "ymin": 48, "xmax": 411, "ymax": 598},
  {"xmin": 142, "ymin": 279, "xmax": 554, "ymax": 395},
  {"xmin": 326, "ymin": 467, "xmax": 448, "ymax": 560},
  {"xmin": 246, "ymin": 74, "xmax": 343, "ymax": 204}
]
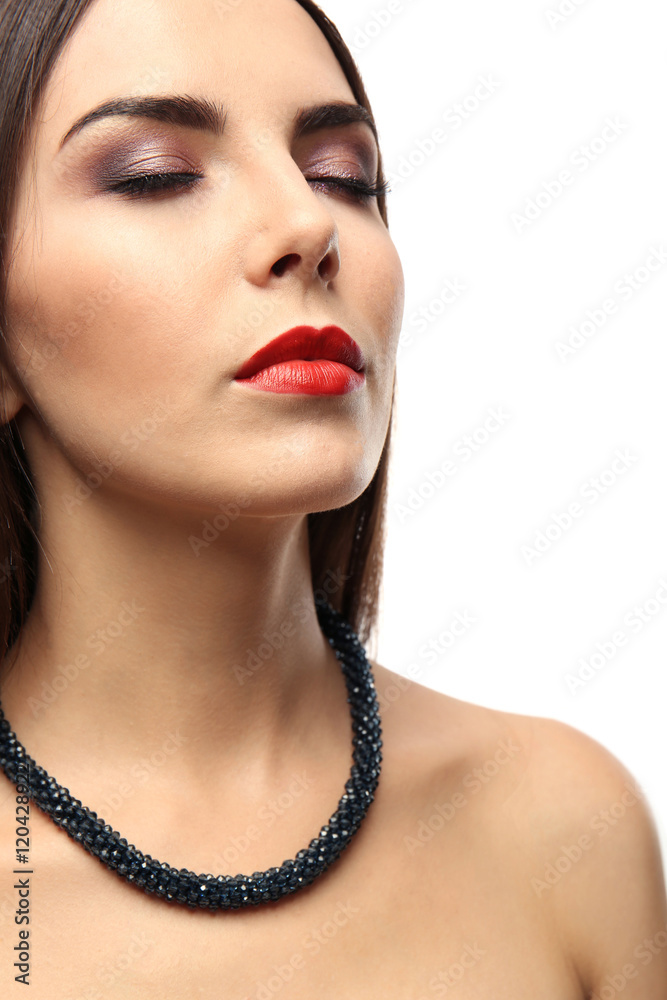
[
  {"xmin": 318, "ymin": 253, "xmax": 337, "ymax": 282},
  {"xmin": 272, "ymin": 253, "xmax": 299, "ymax": 277}
]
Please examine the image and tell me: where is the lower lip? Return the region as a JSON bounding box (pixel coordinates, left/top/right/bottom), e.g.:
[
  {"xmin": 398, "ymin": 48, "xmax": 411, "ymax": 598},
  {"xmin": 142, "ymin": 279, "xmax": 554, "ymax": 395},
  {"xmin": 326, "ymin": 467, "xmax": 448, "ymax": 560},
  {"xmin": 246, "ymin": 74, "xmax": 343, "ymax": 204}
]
[{"xmin": 234, "ymin": 359, "xmax": 365, "ymax": 395}]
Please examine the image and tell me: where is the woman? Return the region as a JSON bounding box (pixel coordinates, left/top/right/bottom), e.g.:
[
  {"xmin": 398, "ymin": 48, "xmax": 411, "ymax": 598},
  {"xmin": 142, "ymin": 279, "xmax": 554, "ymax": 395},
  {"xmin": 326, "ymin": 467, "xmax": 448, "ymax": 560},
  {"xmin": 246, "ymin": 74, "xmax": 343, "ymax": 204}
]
[{"xmin": 0, "ymin": 0, "xmax": 665, "ymax": 996}]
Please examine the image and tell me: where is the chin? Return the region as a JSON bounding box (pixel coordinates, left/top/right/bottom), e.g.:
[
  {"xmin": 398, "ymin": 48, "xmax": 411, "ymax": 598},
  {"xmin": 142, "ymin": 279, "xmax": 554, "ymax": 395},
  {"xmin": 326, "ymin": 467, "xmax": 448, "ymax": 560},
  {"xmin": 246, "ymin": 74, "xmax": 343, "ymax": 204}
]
[
  {"xmin": 294, "ymin": 441, "xmax": 381, "ymax": 512},
  {"xmin": 301, "ymin": 470, "xmax": 375, "ymax": 515},
  {"xmin": 213, "ymin": 424, "xmax": 386, "ymax": 516},
  {"xmin": 240, "ymin": 459, "xmax": 378, "ymax": 518}
]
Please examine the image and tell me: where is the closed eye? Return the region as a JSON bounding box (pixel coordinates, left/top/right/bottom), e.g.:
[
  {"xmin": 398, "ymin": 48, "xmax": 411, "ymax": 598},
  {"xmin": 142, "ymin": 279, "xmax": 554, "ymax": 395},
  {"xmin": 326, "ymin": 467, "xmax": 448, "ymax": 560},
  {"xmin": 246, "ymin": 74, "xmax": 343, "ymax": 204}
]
[
  {"xmin": 307, "ymin": 175, "xmax": 390, "ymax": 203},
  {"xmin": 102, "ymin": 171, "xmax": 389, "ymax": 203},
  {"xmin": 102, "ymin": 171, "xmax": 203, "ymax": 198}
]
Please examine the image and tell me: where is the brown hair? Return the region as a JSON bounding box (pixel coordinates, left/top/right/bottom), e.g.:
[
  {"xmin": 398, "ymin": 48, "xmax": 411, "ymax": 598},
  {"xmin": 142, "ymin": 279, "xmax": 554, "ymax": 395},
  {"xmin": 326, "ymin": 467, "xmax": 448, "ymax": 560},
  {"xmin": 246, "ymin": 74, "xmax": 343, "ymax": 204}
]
[{"xmin": 0, "ymin": 0, "xmax": 396, "ymax": 673}]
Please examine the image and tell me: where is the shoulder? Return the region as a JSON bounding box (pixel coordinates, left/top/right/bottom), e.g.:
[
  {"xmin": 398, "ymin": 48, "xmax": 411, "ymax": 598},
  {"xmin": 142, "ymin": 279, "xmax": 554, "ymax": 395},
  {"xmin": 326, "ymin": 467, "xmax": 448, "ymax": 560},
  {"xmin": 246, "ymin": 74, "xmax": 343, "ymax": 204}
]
[
  {"xmin": 369, "ymin": 660, "xmax": 667, "ymax": 995},
  {"xmin": 368, "ymin": 658, "xmax": 530, "ymax": 795},
  {"xmin": 368, "ymin": 656, "xmax": 658, "ymax": 833},
  {"xmin": 508, "ymin": 711, "xmax": 667, "ymax": 994}
]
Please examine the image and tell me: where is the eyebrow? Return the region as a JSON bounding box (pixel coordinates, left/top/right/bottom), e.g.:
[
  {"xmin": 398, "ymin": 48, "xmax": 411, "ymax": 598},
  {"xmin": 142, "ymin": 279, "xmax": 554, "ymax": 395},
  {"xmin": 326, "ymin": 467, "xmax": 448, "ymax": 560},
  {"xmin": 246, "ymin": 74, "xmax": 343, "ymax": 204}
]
[
  {"xmin": 294, "ymin": 102, "xmax": 378, "ymax": 145},
  {"xmin": 58, "ymin": 94, "xmax": 378, "ymax": 149}
]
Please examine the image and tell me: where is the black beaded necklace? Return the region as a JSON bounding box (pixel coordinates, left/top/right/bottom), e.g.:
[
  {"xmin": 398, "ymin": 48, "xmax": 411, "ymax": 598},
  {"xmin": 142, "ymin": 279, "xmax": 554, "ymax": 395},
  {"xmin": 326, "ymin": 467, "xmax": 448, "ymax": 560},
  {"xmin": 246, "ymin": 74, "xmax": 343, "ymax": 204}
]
[{"xmin": 0, "ymin": 599, "xmax": 382, "ymax": 909}]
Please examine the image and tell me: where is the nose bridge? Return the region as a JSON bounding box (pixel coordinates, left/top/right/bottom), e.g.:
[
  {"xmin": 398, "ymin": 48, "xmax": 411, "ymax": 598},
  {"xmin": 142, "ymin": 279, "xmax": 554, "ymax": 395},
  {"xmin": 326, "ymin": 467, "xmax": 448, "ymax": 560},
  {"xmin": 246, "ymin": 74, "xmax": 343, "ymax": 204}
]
[{"xmin": 239, "ymin": 138, "xmax": 340, "ymax": 283}]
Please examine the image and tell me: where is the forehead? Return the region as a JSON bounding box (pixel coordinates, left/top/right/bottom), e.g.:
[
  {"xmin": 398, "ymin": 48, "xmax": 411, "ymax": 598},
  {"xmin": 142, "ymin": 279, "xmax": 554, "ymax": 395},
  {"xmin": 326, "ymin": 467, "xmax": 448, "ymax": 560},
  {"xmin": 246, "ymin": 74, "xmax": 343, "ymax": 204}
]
[{"xmin": 38, "ymin": 0, "xmax": 354, "ymax": 146}]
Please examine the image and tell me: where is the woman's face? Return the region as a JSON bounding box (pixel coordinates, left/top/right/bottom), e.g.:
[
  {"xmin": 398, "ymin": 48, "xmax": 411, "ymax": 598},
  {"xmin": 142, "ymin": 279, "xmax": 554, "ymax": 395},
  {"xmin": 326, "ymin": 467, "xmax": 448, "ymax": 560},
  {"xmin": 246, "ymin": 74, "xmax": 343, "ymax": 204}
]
[{"xmin": 2, "ymin": 0, "xmax": 404, "ymax": 520}]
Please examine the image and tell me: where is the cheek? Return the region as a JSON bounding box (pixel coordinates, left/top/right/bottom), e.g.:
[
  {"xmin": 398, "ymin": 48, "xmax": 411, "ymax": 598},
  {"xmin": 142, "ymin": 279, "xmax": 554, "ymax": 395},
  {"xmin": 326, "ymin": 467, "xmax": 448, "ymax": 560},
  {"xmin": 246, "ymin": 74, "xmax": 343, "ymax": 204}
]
[
  {"xmin": 378, "ymin": 244, "xmax": 405, "ymax": 344},
  {"xmin": 4, "ymin": 207, "xmax": 217, "ymax": 416},
  {"xmin": 346, "ymin": 223, "xmax": 404, "ymax": 372},
  {"xmin": 358, "ymin": 221, "xmax": 403, "ymax": 307}
]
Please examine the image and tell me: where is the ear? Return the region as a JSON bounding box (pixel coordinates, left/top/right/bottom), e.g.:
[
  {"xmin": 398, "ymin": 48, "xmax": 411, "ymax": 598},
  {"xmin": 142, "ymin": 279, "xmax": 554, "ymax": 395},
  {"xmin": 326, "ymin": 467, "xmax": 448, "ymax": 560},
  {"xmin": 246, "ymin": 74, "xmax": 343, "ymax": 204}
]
[{"xmin": 0, "ymin": 363, "xmax": 26, "ymax": 425}]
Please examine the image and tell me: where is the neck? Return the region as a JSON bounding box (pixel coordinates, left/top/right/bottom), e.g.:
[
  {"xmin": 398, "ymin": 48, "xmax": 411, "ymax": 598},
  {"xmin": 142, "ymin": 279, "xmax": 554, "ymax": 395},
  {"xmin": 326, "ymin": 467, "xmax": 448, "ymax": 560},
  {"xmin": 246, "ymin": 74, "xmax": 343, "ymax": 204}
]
[{"xmin": 0, "ymin": 487, "xmax": 351, "ymax": 782}]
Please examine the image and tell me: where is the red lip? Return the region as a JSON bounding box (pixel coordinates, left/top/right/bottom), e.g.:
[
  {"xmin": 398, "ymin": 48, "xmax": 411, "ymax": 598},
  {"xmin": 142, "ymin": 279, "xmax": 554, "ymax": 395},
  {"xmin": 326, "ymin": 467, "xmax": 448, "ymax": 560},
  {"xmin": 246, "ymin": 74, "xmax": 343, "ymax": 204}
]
[{"xmin": 233, "ymin": 325, "xmax": 366, "ymax": 396}]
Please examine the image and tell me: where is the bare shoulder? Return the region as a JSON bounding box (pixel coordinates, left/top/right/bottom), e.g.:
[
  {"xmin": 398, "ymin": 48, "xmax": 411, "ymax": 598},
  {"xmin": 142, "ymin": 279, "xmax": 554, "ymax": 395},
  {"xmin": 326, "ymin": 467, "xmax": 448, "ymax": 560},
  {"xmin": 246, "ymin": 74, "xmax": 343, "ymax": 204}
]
[
  {"xmin": 369, "ymin": 656, "xmax": 661, "ymax": 836},
  {"xmin": 369, "ymin": 659, "xmax": 667, "ymax": 996},
  {"xmin": 509, "ymin": 712, "xmax": 667, "ymax": 997},
  {"xmin": 369, "ymin": 658, "xmax": 525, "ymax": 772}
]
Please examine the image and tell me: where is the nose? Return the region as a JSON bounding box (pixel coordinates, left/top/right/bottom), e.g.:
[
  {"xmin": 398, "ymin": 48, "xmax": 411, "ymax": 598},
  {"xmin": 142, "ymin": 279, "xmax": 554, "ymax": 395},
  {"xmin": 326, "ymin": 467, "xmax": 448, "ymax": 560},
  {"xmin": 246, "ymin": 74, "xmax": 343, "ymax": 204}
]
[{"xmin": 241, "ymin": 155, "xmax": 341, "ymax": 289}]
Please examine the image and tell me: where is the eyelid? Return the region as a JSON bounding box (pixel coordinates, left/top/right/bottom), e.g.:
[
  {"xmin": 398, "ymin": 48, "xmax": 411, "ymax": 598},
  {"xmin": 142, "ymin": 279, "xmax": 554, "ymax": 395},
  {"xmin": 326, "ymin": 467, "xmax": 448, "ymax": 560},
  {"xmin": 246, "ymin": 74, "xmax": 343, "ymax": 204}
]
[
  {"xmin": 295, "ymin": 130, "xmax": 378, "ymax": 175},
  {"xmin": 72, "ymin": 128, "xmax": 205, "ymax": 182},
  {"xmin": 68, "ymin": 125, "xmax": 381, "ymax": 204},
  {"xmin": 299, "ymin": 151, "xmax": 377, "ymax": 190},
  {"xmin": 94, "ymin": 151, "xmax": 199, "ymax": 181},
  {"xmin": 70, "ymin": 119, "xmax": 377, "ymax": 173}
]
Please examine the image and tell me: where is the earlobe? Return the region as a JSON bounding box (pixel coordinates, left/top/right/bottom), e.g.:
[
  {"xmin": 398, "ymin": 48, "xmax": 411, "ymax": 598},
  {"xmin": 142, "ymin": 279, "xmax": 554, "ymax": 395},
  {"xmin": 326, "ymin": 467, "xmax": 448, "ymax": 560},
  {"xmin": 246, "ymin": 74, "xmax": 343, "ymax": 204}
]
[{"xmin": 0, "ymin": 366, "xmax": 26, "ymax": 425}]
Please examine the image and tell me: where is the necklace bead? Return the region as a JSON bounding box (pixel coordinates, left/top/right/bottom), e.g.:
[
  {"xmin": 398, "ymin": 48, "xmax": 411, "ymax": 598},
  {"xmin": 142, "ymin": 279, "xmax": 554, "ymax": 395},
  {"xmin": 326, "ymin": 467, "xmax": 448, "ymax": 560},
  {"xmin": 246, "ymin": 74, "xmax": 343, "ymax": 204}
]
[{"xmin": 0, "ymin": 599, "xmax": 382, "ymax": 909}]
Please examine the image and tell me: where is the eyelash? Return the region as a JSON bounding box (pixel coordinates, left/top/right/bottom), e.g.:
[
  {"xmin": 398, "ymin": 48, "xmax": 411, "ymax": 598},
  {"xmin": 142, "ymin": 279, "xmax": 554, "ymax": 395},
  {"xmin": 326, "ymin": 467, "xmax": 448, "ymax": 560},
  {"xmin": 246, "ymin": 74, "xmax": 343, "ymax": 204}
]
[
  {"xmin": 308, "ymin": 176, "xmax": 390, "ymax": 202},
  {"xmin": 104, "ymin": 171, "xmax": 389, "ymax": 203}
]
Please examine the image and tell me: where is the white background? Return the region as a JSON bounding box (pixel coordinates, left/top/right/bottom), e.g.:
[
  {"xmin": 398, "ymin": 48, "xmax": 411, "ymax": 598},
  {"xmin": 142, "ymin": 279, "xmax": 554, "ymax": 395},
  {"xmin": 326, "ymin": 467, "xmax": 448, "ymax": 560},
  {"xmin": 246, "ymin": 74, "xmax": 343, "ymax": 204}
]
[{"xmin": 324, "ymin": 0, "xmax": 667, "ymax": 869}]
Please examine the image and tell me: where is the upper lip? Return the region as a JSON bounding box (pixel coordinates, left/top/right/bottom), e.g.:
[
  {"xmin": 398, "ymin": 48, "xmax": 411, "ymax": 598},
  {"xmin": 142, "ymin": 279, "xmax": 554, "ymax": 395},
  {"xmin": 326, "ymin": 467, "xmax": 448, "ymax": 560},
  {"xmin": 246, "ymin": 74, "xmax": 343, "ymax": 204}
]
[{"xmin": 234, "ymin": 326, "xmax": 365, "ymax": 380}]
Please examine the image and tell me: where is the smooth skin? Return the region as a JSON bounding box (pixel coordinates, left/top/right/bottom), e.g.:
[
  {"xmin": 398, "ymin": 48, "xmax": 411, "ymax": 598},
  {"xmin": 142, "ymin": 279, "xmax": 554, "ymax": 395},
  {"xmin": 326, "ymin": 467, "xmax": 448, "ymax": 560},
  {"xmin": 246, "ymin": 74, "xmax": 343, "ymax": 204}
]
[{"xmin": 0, "ymin": 0, "xmax": 665, "ymax": 996}]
